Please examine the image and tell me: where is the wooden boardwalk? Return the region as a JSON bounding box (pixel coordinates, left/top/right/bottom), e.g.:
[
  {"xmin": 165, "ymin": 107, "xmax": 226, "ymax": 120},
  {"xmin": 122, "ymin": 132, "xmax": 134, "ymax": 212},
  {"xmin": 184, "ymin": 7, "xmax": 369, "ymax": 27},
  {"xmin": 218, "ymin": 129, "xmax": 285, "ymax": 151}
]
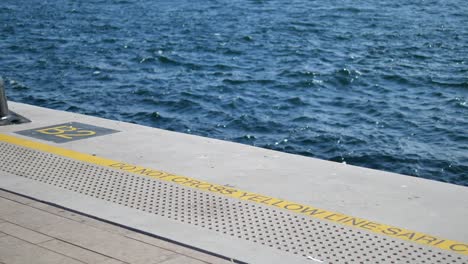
[{"xmin": 0, "ymin": 190, "xmax": 231, "ymax": 264}]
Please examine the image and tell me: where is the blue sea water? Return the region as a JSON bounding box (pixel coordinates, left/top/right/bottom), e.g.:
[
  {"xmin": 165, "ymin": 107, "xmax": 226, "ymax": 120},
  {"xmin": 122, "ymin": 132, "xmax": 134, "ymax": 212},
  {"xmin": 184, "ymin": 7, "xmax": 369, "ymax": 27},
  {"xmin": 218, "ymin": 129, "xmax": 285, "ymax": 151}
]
[{"xmin": 1, "ymin": 0, "xmax": 467, "ymax": 185}]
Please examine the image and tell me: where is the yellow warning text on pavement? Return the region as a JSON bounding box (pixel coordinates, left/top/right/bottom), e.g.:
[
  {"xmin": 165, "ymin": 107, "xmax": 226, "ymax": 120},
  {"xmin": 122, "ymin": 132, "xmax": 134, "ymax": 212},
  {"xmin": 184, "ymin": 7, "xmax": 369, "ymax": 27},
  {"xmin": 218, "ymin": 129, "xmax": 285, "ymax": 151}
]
[{"xmin": 0, "ymin": 133, "xmax": 466, "ymax": 255}]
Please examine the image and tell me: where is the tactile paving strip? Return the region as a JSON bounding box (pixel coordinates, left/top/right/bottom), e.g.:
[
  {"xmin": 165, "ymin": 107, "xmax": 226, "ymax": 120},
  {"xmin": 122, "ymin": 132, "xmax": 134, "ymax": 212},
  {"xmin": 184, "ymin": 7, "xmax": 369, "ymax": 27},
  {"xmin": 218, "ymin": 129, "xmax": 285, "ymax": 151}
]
[{"xmin": 0, "ymin": 142, "xmax": 466, "ymax": 264}]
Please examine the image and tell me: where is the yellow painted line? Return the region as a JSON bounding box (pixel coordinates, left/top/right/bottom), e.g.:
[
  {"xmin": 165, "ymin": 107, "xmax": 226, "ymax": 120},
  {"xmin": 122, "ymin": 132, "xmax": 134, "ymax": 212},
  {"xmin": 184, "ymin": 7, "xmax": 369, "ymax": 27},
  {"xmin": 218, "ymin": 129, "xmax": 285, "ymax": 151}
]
[{"xmin": 0, "ymin": 133, "xmax": 467, "ymax": 255}]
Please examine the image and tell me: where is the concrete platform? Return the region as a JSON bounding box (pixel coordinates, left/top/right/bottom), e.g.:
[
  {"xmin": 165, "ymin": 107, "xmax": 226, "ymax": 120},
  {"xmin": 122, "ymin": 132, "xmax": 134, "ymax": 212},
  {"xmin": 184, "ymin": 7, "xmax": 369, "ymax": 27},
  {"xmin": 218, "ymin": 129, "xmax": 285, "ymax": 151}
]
[{"xmin": 0, "ymin": 102, "xmax": 467, "ymax": 264}]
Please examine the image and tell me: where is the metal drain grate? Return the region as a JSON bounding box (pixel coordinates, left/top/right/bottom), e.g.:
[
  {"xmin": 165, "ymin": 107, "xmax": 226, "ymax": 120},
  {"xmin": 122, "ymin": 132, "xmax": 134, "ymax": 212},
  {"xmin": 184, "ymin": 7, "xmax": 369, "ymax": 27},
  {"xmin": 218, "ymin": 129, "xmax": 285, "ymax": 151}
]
[{"xmin": 0, "ymin": 142, "xmax": 466, "ymax": 264}]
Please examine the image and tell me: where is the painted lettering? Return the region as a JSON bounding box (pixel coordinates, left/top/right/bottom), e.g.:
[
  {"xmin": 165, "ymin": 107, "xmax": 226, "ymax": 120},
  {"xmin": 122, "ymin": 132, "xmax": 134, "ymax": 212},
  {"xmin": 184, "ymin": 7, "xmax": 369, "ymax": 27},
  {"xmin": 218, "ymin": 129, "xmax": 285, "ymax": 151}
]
[
  {"xmin": 433, "ymin": 240, "xmax": 446, "ymax": 246},
  {"xmin": 343, "ymin": 218, "xmax": 366, "ymax": 226},
  {"xmin": 248, "ymin": 195, "xmax": 269, "ymax": 203},
  {"xmin": 271, "ymin": 200, "xmax": 287, "ymax": 208},
  {"xmin": 221, "ymin": 188, "xmax": 238, "ymax": 195},
  {"xmin": 397, "ymin": 232, "xmax": 416, "ymax": 240},
  {"xmin": 239, "ymin": 192, "xmax": 256, "ymax": 199},
  {"xmin": 196, "ymin": 183, "xmax": 214, "ymax": 189},
  {"xmin": 156, "ymin": 173, "xmax": 175, "ymax": 179},
  {"xmin": 37, "ymin": 125, "xmax": 77, "ymax": 135},
  {"xmin": 336, "ymin": 216, "xmax": 349, "ymax": 222},
  {"xmin": 300, "ymin": 207, "xmax": 326, "ymax": 216},
  {"xmin": 449, "ymin": 243, "xmax": 468, "ymax": 252},
  {"xmin": 172, "ymin": 177, "xmax": 189, "ymax": 183},
  {"xmin": 360, "ymin": 222, "xmax": 381, "ymax": 231},
  {"xmin": 259, "ymin": 198, "xmax": 273, "ymax": 205},
  {"xmin": 110, "ymin": 162, "xmax": 127, "ymax": 168},
  {"xmin": 284, "ymin": 203, "xmax": 304, "ymax": 211},
  {"xmin": 325, "ymin": 213, "xmax": 343, "ymax": 221},
  {"xmin": 415, "ymin": 235, "xmax": 438, "ymax": 245},
  {"xmin": 56, "ymin": 130, "xmax": 96, "ymax": 139},
  {"xmin": 381, "ymin": 227, "xmax": 401, "ymax": 236},
  {"xmin": 133, "ymin": 168, "xmax": 164, "ymax": 177}
]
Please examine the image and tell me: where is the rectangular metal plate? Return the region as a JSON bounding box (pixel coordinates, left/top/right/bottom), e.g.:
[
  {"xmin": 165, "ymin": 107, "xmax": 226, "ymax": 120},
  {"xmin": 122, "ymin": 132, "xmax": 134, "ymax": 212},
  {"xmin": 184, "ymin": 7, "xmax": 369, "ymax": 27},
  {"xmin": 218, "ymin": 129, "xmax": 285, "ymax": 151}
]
[{"xmin": 15, "ymin": 122, "xmax": 119, "ymax": 143}]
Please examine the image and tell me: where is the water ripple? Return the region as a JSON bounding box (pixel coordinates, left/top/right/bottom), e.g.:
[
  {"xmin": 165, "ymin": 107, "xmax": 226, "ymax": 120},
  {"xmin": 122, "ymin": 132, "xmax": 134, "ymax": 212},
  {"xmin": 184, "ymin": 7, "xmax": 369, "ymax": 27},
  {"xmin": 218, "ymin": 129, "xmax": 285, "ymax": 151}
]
[{"xmin": 1, "ymin": 0, "xmax": 467, "ymax": 186}]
